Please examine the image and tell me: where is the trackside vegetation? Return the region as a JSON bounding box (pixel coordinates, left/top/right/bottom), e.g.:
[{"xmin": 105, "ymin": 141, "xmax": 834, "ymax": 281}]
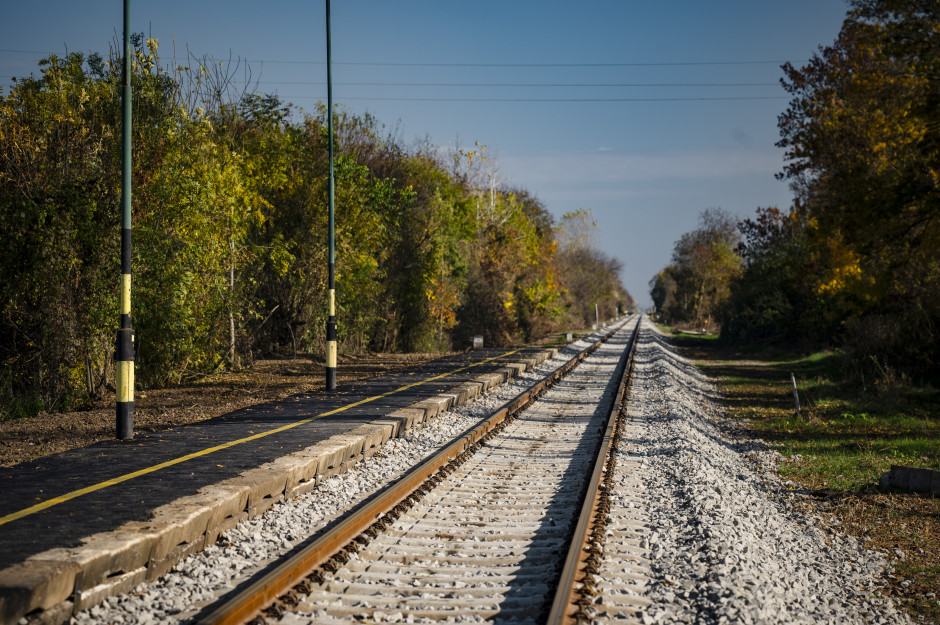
[
  {"xmin": 0, "ymin": 37, "xmax": 633, "ymax": 419},
  {"xmin": 651, "ymin": 0, "xmax": 940, "ymax": 390}
]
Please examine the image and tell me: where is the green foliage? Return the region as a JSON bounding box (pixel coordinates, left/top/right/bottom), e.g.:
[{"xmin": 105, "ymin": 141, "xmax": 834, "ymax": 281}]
[
  {"xmin": 0, "ymin": 50, "xmax": 124, "ymax": 411},
  {"xmin": 721, "ymin": 207, "xmax": 833, "ymax": 346},
  {"xmin": 650, "ymin": 208, "xmax": 742, "ymax": 330},
  {"xmin": 555, "ymin": 209, "xmax": 632, "ymax": 331},
  {"xmin": 135, "ymin": 115, "xmax": 256, "ymax": 384},
  {"xmin": 770, "ymin": 0, "xmax": 940, "ymax": 384},
  {"xmin": 709, "ymin": 1, "xmax": 940, "ymax": 385},
  {"xmin": 0, "ymin": 40, "xmax": 634, "ymax": 417}
]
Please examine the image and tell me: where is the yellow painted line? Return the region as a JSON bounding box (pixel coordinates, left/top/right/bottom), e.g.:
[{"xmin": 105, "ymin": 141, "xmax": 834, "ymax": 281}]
[{"xmin": 0, "ymin": 349, "xmax": 524, "ymax": 527}]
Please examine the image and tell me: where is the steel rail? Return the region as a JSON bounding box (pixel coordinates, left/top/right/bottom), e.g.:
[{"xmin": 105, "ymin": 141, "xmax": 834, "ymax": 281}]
[
  {"xmin": 546, "ymin": 317, "xmax": 642, "ymax": 625},
  {"xmin": 195, "ymin": 318, "xmax": 630, "ymax": 625}
]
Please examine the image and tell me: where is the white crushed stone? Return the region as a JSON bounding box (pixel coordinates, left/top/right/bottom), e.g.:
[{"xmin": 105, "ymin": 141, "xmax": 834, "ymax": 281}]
[
  {"xmin": 69, "ymin": 316, "xmax": 909, "ymax": 625},
  {"xmin": 281, "ymin": 329, "xmax": 635, "ymax": 624},
  {"xmin": 626, "ymin": 318, "xmax": 910, "ymax": 625},
  {"xmin": 69, "ymin": 329, "xmax": 611, "ymax": 625}
]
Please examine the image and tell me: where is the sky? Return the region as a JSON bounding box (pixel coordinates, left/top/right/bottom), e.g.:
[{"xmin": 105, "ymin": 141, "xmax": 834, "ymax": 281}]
[{"xmin": 0, "ymin": 1, "xmax": 850, "ymax": 309}]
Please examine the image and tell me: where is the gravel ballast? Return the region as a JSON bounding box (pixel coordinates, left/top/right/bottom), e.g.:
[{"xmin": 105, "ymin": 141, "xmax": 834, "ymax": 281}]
[
  {"xmin": 65, "ymin": 317, "xmax": 912, "ymax": 624},
  {"xmin": 622, "ymin": 319, "xmax": 909, "ymax": 625},
  {"xmin": 280, "ymin": 326, "xmax": 636, "ymax": 623}
]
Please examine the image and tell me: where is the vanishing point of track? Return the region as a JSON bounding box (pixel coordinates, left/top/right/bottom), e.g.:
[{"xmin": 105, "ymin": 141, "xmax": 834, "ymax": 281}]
[{"xmin": 198, "ymin": 316, "xmax": 641, "ymax": 625}]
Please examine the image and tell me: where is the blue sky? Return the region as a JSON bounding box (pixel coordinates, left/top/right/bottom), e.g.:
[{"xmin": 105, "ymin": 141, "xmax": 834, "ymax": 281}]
[{"xmin": 1, "ymin": 1, "xmax": 849, "ymax": 309}]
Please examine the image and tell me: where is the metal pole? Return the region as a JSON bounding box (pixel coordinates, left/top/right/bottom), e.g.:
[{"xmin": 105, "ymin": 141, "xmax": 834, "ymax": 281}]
[
  {"xmin": 116, "ymin": 0, "xmax": 135, "ymax": 439},
  {"xmin": 325, "ymin": 0, "xmax": 337, "ymax": 390}
]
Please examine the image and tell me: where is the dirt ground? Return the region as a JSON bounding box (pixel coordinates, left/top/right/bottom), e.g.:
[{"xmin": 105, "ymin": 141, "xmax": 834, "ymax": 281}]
[{"xmin": 0, "ymin": 352, "xmax": 443, "ymax": 469}]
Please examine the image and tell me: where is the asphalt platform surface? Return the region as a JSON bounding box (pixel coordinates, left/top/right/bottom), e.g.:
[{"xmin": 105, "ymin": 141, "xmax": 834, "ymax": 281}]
[{"xmin": 0, "ymin": 347, "xmax": 541, "ymax": 570}]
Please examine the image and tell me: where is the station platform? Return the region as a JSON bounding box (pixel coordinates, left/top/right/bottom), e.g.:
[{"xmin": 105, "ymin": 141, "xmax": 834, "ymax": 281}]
[{"xmin": 0, "ymin": 343, "xmax": 565, "ymax": 624}]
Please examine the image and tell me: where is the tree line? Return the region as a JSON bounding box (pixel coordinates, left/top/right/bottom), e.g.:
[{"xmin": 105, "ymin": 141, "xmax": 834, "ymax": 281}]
[
  {"xmin": 0, "ymin": 37, "xmax": 633, "ymax": 418},
  {"xmin": 651, "ymin": 0, "xmax": 939, "ymax": 386}
]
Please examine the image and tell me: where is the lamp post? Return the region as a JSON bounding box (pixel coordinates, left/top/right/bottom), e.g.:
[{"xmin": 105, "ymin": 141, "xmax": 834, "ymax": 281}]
[
  {"xmin": 325, "ymin": 0, "xmax": 337, "ymax": 390},
  {"xmin": 116, "ymin": 0, "xmax": 135, "ymax": 439}
]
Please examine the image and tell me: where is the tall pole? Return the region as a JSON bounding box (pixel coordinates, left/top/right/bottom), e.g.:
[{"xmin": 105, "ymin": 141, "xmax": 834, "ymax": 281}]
[
  {"xmin": 325, "ymin": 0, "xmax": 338, "ymax": 390},
  {"xmin": 116, "ymin": 0, "xmax": 135, "ymax": 439}
]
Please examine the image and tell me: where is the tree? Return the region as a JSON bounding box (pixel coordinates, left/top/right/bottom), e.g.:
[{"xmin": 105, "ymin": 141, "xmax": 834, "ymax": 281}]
[
  {"xmin": 0, "ymin": 41, "xmax": 177, "ymax": 410},
  {"xmin": 556, "ymin": 210, "xmax": 632, "ymax": 328},
  {"xmin": 775, "ymin": 0, "xmax": 940, "ymax": 382},
  {"xmin": 650, "ymin": 209, "xmax": 742, "ymax": 329},
  {"xmin": 720, "ymin": 207, "xmax": 831, "ymax": 345},
  {"xmin": 0, "ymin": 39, "xmax": 635, "ymax": 418}
]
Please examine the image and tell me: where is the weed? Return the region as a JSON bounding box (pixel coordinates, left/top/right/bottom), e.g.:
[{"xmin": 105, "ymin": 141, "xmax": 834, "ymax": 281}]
[{"xmin": 0, "ymin": 394, "xmax": 44, "ymax": 422}]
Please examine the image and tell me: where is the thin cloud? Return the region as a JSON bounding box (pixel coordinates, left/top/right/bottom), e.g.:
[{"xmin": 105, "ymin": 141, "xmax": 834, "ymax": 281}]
[{"xmin": 503, "ymin": 148, "xmax": 783, "ymax": 186}]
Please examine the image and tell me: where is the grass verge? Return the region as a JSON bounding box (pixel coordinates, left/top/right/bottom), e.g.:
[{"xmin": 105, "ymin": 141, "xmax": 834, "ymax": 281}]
[{"xmin": 666, "ymin": 328, "xmax": 940, "ymax": 623}]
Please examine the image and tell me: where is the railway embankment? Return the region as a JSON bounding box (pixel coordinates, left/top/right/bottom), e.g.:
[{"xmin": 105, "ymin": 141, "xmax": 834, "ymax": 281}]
[{"xmin": 667, "ymin": 326, "xmax": 939, "ymax": 623}]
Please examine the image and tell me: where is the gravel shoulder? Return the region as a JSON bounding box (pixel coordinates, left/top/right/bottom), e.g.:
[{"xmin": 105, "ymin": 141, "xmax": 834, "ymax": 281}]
[{"xmin": 629, "ymin": 319, "xmax": 910, "ymax": 624}]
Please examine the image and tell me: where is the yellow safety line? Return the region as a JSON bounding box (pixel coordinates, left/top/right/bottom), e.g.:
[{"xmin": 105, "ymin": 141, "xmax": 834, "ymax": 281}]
[{"xmin": 0, "ymin": 349, "xmax": 523, "ymax": 527}]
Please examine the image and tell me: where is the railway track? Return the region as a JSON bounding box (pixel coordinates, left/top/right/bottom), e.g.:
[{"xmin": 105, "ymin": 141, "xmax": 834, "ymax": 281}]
[{"xmin": 196, "ymin": 316, "xmax": 642, "ymax": 625}]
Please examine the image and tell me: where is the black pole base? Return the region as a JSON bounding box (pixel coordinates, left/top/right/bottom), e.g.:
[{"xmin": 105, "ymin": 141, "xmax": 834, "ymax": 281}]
[
  {"xmin": 326, "ymin": 367, "xmax": 337, "ymax": 391},
  {"xmin": 116, "ymin": 402, "xmax": 134, "ymax": 440}
]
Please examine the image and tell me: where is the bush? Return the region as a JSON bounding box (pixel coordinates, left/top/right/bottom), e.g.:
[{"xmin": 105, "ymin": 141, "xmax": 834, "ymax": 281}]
[{"xmin": 841, "ymin": 312, "xmax": 939, "ymax": 388}]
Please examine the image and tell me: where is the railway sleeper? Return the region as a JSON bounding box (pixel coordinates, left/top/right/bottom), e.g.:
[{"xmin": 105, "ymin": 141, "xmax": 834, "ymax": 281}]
[
  {"xmin": 308, "ymin": 580, "xmax": 552, "ymax": 599},
  {"xmin": 334, "ymin": 559, "xmax": 559, "ymax": 583}
]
